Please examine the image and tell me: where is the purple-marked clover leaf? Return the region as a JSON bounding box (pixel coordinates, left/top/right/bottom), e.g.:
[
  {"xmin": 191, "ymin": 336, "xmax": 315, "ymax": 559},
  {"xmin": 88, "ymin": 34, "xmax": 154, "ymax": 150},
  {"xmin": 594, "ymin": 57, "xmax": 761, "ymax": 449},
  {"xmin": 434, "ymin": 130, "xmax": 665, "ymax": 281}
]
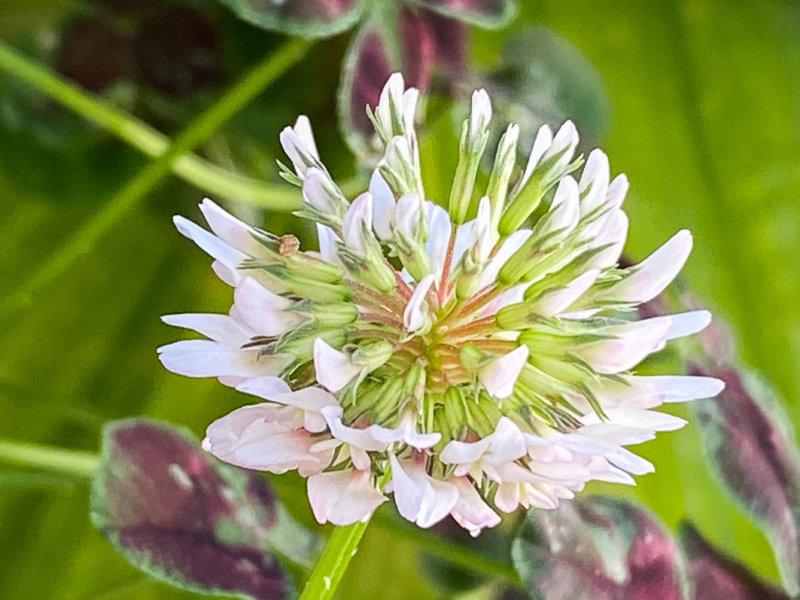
[
  {"xmin": 91, "ymin": 418, "xmax": 317, "ymax": 600},
  {"xmin": 338, "ymin": 6, "xmax": 466, "ymax": 155},
  {"xmin": 215, "ymin": 0, "xmax": 364, "ymax": 38},
  {"xmin": 678, "ymin": 521, "xmax": 788, "ymax": 600},
  {"xmin": 412, "ymin": 0, "xmax": 517, "ymax": 28},
  {"xmin": 689, "ymin": 362, "xmax": 800, "ymax": 595},
  {"xmin": 511, "ymin": 495, "xmax": 688, "ymax": 600}
]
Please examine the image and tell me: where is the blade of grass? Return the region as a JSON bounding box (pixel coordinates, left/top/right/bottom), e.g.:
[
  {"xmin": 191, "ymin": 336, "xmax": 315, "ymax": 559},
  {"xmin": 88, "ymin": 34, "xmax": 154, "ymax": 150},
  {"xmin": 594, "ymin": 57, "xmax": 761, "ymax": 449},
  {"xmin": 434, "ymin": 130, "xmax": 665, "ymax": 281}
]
[
  {"xmin": 0, "ymin": 40, "xmax": 301, "ymax": 210},
  {"xmin": 0, "ymin": 38, "xmax": 310, "ymax": 320}
]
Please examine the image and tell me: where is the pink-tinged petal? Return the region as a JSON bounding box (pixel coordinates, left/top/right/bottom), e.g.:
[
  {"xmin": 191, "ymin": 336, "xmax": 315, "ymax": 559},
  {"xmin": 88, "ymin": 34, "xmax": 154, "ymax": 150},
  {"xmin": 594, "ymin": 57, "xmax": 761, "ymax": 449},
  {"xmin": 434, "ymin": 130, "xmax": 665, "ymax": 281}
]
[
  {"xmin": 449, "ymin": 477, "xmax": 501, "ymax": 537},
  {"xmin": 588, "ymin": 375, "xmax": 725, "ymax": 410},
  {"xmin": 199, "ymin": 198, "xmax": 270, "ymax": 260},
  {"xmin": 204, "ymin": 404, "xmax": 332, "ymax": 476},
  {"xmin": 607, "ymin": 230, "xmax": 693, "ymax": 303},
  {"xmin": 321, "ymin": 405, "xmax": 388, "ymax": 452},
  {"xmin": 390, "ymin": 454, "xmax": 459, "ymax": 528},
  {"xmin": 173, "ymin": 216, "xmax": 246, "ymax": 277},
  {"xmin": 478, "ymin": 345, "xmax": 529, "ymax": 398},
  {"xmin": 533, "ymin": 269, "xmax": 600, "ymax": 317},
  {"xmin": 158, "ymin": 340, "xmax": 290, "ymax": 380},
  {"xmin": 414, "ymin": 0, "xmax": 517, "ymax": 28},
  {"xmin": 341, "ymin": 192, "xmax": 373, "ymax": 252},
  {"xmin": 576, "ymin": 318, "xmax": 671, "ymax": 374},
  {"xmin": 512, "ymin": 496, "xmax": 686, "ymax": 600},
  {"xmin": 313, "ymin": 338, "xmax": 361, "ymax": 392},
  {"xmin": 161, "ymin": 313, "xmax": 253, "ymax": 348},
  {"xmin": 308, "ymin": 469, "xmax": 387, "ymax": 526},
  {"xmin": 679, "ymin": 521, "xmax": 789, "ymax": 600},
  {"xmin": 92, "ymin": 419, "xmax": 295, "ymax": 599},
  {"xmin": 404, "ymin": 274, "xmax": 435, "ymax": 332},
  {"xmin": 218, "ymin": 0, "xmax": 362, "ymax": 38},
  {"xmin": 576, "ymin": 423, "xmax": 656, "ymax": 446},
  {"xmin": 232, "ymin": 277, "xmax": 303, "ymax": 336},
  {"xmin": 690, "ymin": 362, "xmax": 800, "ymax": 594}
]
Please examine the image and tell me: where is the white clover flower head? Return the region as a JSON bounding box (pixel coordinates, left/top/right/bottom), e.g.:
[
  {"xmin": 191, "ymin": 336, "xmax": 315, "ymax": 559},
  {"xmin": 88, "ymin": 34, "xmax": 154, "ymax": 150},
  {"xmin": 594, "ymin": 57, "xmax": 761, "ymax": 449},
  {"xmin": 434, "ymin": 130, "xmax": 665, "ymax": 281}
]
[{"xmin": 160, "ymin": 73, "xmax": 724, "ymax": 536}]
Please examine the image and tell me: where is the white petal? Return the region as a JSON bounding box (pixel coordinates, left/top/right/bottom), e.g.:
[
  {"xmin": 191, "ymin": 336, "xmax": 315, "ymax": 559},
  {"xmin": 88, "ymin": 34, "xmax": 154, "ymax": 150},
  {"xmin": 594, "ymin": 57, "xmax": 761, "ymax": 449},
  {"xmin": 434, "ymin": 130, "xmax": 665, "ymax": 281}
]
[
  {"xmin": 478, "ymin": 346, "xmax": 529, "ymax": 398},
  {"xmin": 395, "ymin": 193, "xmax": 425, "ymax": 241},
  {"xmin": 313, "ymin": 338, "xmax": 362, "ymax": 392},
  {"xmin": 308, "ymin": 469, "xmax": 387, "ymax": 525},
  {"xmin": 440, "ymin": 437, "xmax": 492, "ymax": 466},
  {"xmin": 583, "ymin": 408, "xmax": 687, "ymax": 432},
  {"xmin": 533, "ymin": 269, "xmax": 600, "ymax": 317},
  {"xmin": 662, "ymin": 310, "xmax": 712, "ymax": 340},
  {"xmin": 519, "ymin": 124, "xmax": 553, "ymax": 186},
  {"xmin": 605, "ymin": 174, "xmax": 629, "ymax": 210},
  {"xmin": 403, "ymin": 274, "xmax": 435, "ymax": 333},
  {"xmin": 586, "ymin": 209, "xmax": 628, "ymax": 270},
  {"xmin": 579, "ymin": 149, "xmax": 610, "ymax": 216},
  {"xmin": 198, "ymin": 198, "xmax": 270, "ymax": 260},
  {"xmin": 321, "ymin": 405, "xmax": 389, "ymax": 452},
  {"xmin": 468, "ymin": 89, "xmax": 492, "ymax": 145},
  {"xmin": 302, "ymin": 168, "xmax": 336, "ymax": 214},
  {"xmin": 450, "ymin": 477, "xmax": 501, "ymax": 537},
  {"xmin": 161, "ymin": 313, "xmax": 252, "ymax": 348},
  {"xmin": 479, "ymin": 229, "xmax": 532, "ymax": 288},
  {"xmin": 174, "ymin": 216, "xmax": 246, "ymax": 273},
  {"xmin": 608, "ymin": 230, "xmax": 693, "ymax": 303},
  {"xmin": 389, "ymin": 455, "xmax": 459, "ymax": 528},
  {"xmin": 370, "ymin": 171, "xmax": 395, "ymax": 240},
  {"xmin": 158, "ymin": 339, "xmax": 288, "ymax": 379},
  {"xmin": 316, "ymin": 224, "xmax": 341, "ymax": 265},
  {"xmin": 233, "ymin": 277, "xmax": 302, "ymax": 336},
  {"xmin": 424, "ymin": 202, "xmax": 452, "ymax": 286},
  {"xmin": 342, "ymin": 192, "xmax": 373, "ymax": 252}
]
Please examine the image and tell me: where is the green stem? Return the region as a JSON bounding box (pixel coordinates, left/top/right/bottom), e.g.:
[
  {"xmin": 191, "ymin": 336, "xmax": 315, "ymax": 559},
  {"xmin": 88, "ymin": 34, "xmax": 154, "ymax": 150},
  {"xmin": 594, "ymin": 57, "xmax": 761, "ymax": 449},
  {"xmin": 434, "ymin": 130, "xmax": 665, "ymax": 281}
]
[
  {"xmin": 0, "ymin": 40, "xmax": 300, "ymax": 210},
  {"xmin": 0, "ymin": 439, "xmax": 98, "ymax": 478},
  {"xmin": 0, "ymin": 38, "xmax": 310, "ymax": 320},
  {"xmin": 298, "ymin": 519, "xmax": 371, "ymax": 600}
]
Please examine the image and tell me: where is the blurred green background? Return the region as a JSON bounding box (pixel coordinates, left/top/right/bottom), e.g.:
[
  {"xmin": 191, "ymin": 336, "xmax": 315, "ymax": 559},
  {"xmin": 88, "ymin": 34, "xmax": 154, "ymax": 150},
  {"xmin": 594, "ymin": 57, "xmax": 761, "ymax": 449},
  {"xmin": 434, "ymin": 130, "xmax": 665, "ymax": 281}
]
[{"xmin": 1, "ymin": 0, "xmax": 800, "ymax": 598}]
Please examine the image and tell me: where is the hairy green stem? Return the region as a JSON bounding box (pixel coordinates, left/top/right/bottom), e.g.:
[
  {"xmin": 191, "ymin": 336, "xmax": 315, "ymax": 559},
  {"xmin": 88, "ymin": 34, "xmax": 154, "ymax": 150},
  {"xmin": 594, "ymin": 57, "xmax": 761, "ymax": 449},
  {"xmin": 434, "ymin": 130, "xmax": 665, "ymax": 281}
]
[
  {"xmin": 0, "ymin": 437, "xmax": 522, "ymax": 588},
  {"xmin": 0, "ymin": 40, "xmax": 300, "ymax": 210},
  {"xmin": 298, "ymin": 519, "xmax": 371, "ymax": 600},
  {"xmin": 0, "ymin": 38, "xmax": 309, "ymax": 320}
]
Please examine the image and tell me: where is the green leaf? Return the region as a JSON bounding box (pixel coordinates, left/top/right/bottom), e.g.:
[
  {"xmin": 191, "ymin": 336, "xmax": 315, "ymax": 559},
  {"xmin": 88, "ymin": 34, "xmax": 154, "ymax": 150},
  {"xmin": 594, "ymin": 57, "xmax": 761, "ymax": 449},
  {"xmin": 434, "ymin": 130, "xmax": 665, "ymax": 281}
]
[{"xmin": 216, "ymin": 0, "xmax": 364, "ymax": 38}]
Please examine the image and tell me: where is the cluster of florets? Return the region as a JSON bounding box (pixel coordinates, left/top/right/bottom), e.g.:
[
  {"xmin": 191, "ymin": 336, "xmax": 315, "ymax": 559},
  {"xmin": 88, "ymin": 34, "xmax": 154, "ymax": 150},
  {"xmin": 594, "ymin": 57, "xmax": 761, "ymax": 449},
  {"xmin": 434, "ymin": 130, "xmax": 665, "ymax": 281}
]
[{"xmin": 159, "ymin": 74, "xmax": 722, "ymax": 535}]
